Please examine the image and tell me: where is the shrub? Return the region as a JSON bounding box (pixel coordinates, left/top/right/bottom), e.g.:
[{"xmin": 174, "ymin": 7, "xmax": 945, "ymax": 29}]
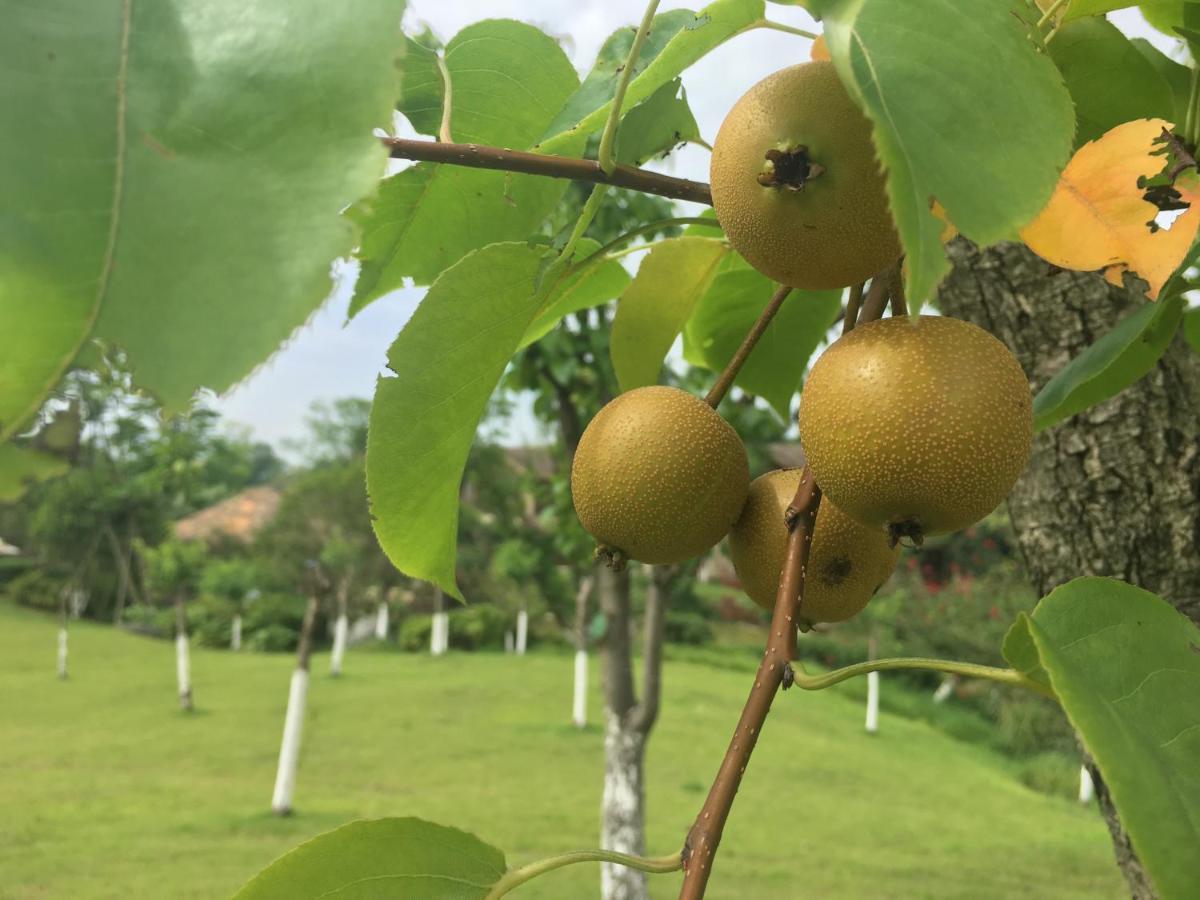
[
  {"xmin": 663, "ymin": 610, "xmax": 714, "ymax": 646},
  {"xmin": 3, "ymin": 568, "xmax": 63, "ymax": 613}
]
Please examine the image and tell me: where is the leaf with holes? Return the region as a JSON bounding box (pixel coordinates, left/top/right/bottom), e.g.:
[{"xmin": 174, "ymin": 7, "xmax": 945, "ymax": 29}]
[
  {"xmin": 1021, "ymin": 118, "xmax": 1200, "ymax": 299},
  {"xmin": 610, "ymin": 238, "xmax": 729, "ymax": 392},
  {"xmin": 683, "ymin": 256, "xmax": 841, "ymax": 417},
  {"xmin": 616, "ymin": 79, "xmax": 702, "ymax": 166},
  {"xmin": 1002, "ymin": 578, "xmax": 1200, "ymax": 900},
  {"xmin": 1, "ymin": 0, "xmax": 405, "ymax": 425},
  {"xmin": 235, "ymin": 817, "xmax": 506, "ymax": 899},
  {"xmin": 1032, "ymin": 293, "xmax": 1185, "ymax": 431},
  {"xmin": 814, "ymin": 0, "xmax": 1074, "ymax": 304},
  {"xmin": 349, "ymin": 20, "xmax": 580, "ymax": 315}
]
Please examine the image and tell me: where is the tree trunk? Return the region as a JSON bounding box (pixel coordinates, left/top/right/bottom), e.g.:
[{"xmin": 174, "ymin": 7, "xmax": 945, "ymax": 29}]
[
  {"xmin": 174, "ymin": 596, "xmax": 192, "ymax": 712},
  {"xmin": 937, "ymin": 239, "xmax": 1200, "ymax": 899},
  {"xmin": 597, "ymin": 564, "xmax": 669, "ymax": 900},
  {"xmin": 431, "ymin": 588, "xmax": 448, "ymax": 656},
  {"xmin": 330, "ymin": 578, "xmax": 349, "ymax": 677},
  {"xmin": 515, "ymin": 604, "xmax": 528, "ymax": 655},
  {"xmin": 374, "ymin": 600, "xmax": 389, "ymax": 640},
  {"xmin": 272, "ymin": 593, "xmax": 319, "ymax": 816},
  {"xmin": 573, "ymin": 576, "xmax": 594, "ymax": 729},
  {"xmin": 57, "ymin": 588, "xmax": 69, "ymax": 680},
  {"xmin": 864, "ymin": 631, "xmax": 879, "ymax": 735},
  {"xmin": 231, "ymin": 613, "xmax": 242, "ymax": 651}
]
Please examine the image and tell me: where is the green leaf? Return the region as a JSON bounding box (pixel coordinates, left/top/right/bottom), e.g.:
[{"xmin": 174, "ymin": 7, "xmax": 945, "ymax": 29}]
[
  {"xmin": 1002, "ymin": 578, "xmax": 1200, "ymax": 900},
  {"xmin": 520, "ymin": 240, "xmax": 632, "ymax": 347},
  {"xmin": 350, "ymin": 20, "xmax": 580, "ymax": 314},
  {"xmin": 1130, "ymin": 1, "xmax": 1200, "ymax": 32},
  {"xmin": 2, "ymin": 0, "xmax": 406, "ymax": 419},
  {"xmin": 1130, "ymin": 38, "xmax": 1192, "ymax": 126},
  {"xmin": 541, "ymin": 0, "xmax": 765, "ymax": 153},
  {"xmin": 1184, "ymin": 306, "xmax": 1200, "ymax": 353},
  {"xmin": 616, "ymin": 80, "xmax": 703, "ymax": 165},
  {"xmin": 1000, "ymin": 614, "xmax": 1054, "ymax": 695},
  {"xmin": 1033, "ymin": 295, "xmax": 1184, "ymax": 431},
  {"xmin": 1062, "ymin": 0, "xmax": 1139, "ymax": 19},
  {"xmin": 611, "ymin": 238, "xmax": 729, "ymax": 392},
  {"xmin": 368, "ymin": 243, "xmax": 550, "ymax": 598},
  {"xmin": 1050, "ymin": 19, "xmax": 1174, "ymax": 146},
  {"xmin": 396, "ymin": 35, "xmax": 445, "ymax": 137},
  {"xmin": 0, "ymin": 444, "xmax": 67, "ymax": 504},
  {"xmin": 683, "ymin": 258, "xmax": 841, "ymax": 417},
  {"xmin": 235, "ymin": 817, "xmax": 506, "ymax": 899},
  {"xmin": 815, "ymin": 0, "xmax": 1074, "ymax": 305}
]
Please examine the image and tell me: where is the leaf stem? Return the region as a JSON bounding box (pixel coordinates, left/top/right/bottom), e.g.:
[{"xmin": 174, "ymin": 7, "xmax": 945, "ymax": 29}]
[
  {"xmin": 1035, "ymin": 0, "xmax": 1066, "ymax": 29},
  {"xmin": 704, "ymin": 284, "xmax": 793, "ymax": 408},
  {"xmin": 484, "ymin": 849, "xmax": 682, "ymax": 899},
  {"xmin": 598, "ymin": 0, "xmax": 663, "ymax": 175},
  {"xmin": 435, "ymin": 55, "xmax": 454, "ymax": 144},
  {"xmin": 789, "ymin": 656, "xmax": 1054, "ymax": 698},
  {"xmin": 383, "ymin": 138, "xmax": 713, "ymax": 205},
  {"xmin": 842, "ymin": 282, "xmax": 865, "ymax": 336},
  {"xmin": 560, "ymin": 186, "xmax": 609, "ymax": 266},
  {"xmin": 755, "ymin": 20, "xmax": 820, "ymax": 40}
]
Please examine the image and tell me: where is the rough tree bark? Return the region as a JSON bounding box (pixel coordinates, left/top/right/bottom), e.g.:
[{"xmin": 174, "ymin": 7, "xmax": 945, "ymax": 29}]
[
  {"xmin": 937, "ymin": 239, "xmax": 1200, "ymax": 899},
  {"xmin": 598, "ymin": 564, "xmax": 668, "ymax": 900}
]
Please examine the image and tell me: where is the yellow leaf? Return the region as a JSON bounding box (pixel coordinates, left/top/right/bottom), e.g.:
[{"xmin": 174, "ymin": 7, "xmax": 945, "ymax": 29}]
[
  {"xmin": 811, "ymin": 33, "xmax": 830, "ymax": 61},
  {"xmin": 1020, "ymin": 118, "xmax": 1199, "ymax": 299}
]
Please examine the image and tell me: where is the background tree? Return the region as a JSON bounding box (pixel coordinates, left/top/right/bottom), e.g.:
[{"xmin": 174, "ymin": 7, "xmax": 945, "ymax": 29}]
[{"xmin": 140, "ymin": 538, "xmax": 208, "ymax": 712}]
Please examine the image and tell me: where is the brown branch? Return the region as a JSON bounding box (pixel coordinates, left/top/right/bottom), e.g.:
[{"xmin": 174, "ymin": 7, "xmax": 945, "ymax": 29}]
[
  {"xmin": 383, "ymin": 138, "xmax": 714, "ymax": 206},
  {"xmin": 842, "ymin": 281, "xmax": 865, "ymax": 336},
  {"xmin": 889, "ymin": 265, "xmax": 909, "ymax": 317},
  {"xmin": 704, "ymin": 284, "xmax": 793, "ymax": 408},
  {"xmin": 857, "ymin": 270, "xmax": 893, "ymax": 324},
  {"xmin": 631, "ymin": 564, "xmax": 669, "ymax": 734},
  {"xmin": 679, "ymin": 472, "xmax": 821, "ymax": 899}
]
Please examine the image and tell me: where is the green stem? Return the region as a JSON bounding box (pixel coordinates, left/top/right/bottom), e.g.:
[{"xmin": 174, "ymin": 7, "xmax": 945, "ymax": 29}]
[
  {"xmin": 1186, "ymin": 66, "xmax": 1200, "ymax": 147},
  {"xmin": 435, "ymin": 54, "xmax": 454, "ymax": 143},
  {"xmin": 562, "ymin": 216, "xmax": 719, "ymax": 278},
  {"xmin": 1036, "ymin": 0, "xmax": 1066, "ymax": 29},
  {"xmin": 790, "ymin": 656, "xmax": 1054, "ymax": 699},
  {"xmin": 484, "ymin": 849, "xmax": 682, "ymax": 899},
  {"xmin": 598, "ymin": 0, "xmax": 662, "ymax": 175},
  {"xmin": 755, "ymin": 19, "xmax": 819, "ymax": 40}
]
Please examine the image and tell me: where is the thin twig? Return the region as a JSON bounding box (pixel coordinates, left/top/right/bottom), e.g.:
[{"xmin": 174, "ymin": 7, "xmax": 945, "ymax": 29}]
[
  {"xmin": 704, "ymin": 285, "xmax": 793, "ymax": 408},
  {"xmin": 383, "ymin": 138, "xmax": 714, "ymax": 205},
  {"xmin": 598, "ymin": 0, "xmax": 662, "ymax": 175},
  {"xmin": 857, "ymin": 267, "xmax": 895, "ymax": 323},
  {"xmin": 756, "ymin": 19, "xmax": 820, "ymax": 39},
  {"xmin": 889, "ymin": 266, "xmax": 908, "ymax": 317},
  {"xmin": 842, "ymin": 281, "xmax": 865, "ymax": 336},
  {"xmin": 678, "ymin": 471, "xmax": 820, "ymax": 900},
  {"xmin": 484, "ymin": 849, "xmax": 681, "ymax": 900}
]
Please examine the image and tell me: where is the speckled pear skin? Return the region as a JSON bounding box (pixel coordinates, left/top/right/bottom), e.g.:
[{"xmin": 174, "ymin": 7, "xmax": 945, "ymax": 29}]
[
  {"xmin": 729, "ymin": 468, "xmax": 899, "ymax": 623},
  {"xmin": 571, "ymin": 386, "xmax": 750, "ymax": 565},
  {"xmin": 709, "ymin": 61, "xmax": 900, "ymax": 290},
  {"xmin": 799, "ymin": 316, "xmax": 1033, "ymax": 538}
]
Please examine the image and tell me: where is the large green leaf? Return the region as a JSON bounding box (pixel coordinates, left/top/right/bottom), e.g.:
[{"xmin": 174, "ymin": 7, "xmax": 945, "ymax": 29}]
[
  {"xmin": 0, "ymin": 444, "xmax": 67, "ymax": 504},
  {"xmin": 1033, "ymin": 295, "xmax": 1184, "ymax": 432},
  {"xmin": 395, "ymin": 35, "xmax": 444, "ymax": 137},
  {"xmin": 541, "ymin": 0, "xmax": 765, "ymax": 153},
  {"xmin": 1002, "ymin": 578, "xmax": 1200, "ymax": 900},
  {"xmin": 616, "ymin": 79, "xmax": 703, "ymax": 166},
  {"xmin": 2, "ymin": 0, "xmax": 406, "ymax": 422},
  {"xmin": 349, "ymin": 20, "xmax": 579, "ymax": 314},
  {"xmin": 1130, "ymin": 38, "xmax": 1192, "ymax": 126},
  {"xmin": 519, "ymin": 240, "xmax": 632, "ymax": 347},
  {"xmin": 1050, "ymin": 19, "xmax": 1174, "ymax": 146},
  {"xmin": 815, "ymin": 0, "xmax": 1074, "ymax": 305},
  {"xmin": 235, "ymin": 817, "xmax": 506, "ymax": 899},
  {"xmin": 368, "ymin": 243, "xmax": 551, "ymax": 598},
  {"xmin": 611, "ymin": 238, "xmax": 729, "ymax": 392},
  {"xmin": 683, "ymin": 257, "xmax": 841, "ymax": 417}
]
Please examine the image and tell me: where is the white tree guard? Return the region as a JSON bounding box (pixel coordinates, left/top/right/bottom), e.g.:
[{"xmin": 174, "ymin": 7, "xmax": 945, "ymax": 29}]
[
  {"xmin": 271, "ymin": 668, "xmax": 309, "ymax": 815},
  {"xmin": 57, "ymin": 627, "xmax": 68, "ymax": 679},
  {"xmin": 572, "ymin": 649, "xmax": 588, "ymax": 728},
  {"xmin": 431, "ymin": 611, "xmax": 449, "ymax": 656},
  {"xmin": 231, "ymin": 614, "xmax": 242, "ymax": 651},
  {"xmin": 374, "ymin": 603, "xmax": 388, "ymax": 640},
  {"xmin": 176, "ymin": 632, "xmax": 191, "ymax": 703},
  {"xmin": 1079, "ymin": 765, "xmax": 1095, "ymax": 804},
  {"xmin": 330, "ymin": 613, "xmax": 348, "ymax": 676},
  {"xmin": 865, "ymin": 670, "xmax": 880, "ymax": 734},
  {"xmin": 932, "ymin": 675, "xmax": 957, "ymax": 703},
  {"xmin": 516, "ymin": 609, "xmax": 528, "ymax": 655}
]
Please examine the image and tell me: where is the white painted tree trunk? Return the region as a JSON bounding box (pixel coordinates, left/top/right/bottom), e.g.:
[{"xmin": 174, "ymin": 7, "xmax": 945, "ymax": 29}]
[
  {"xmin": 1079, "ymin": 765, "xmax": 1095, "ymax": 804},
  {"xmin": 601, "ymin": 715, "xmax": 648, "ymax": 900},
  {"xmin": 231, "ymin": 614, "xmax": 242, "ymax": 651},
  {"xmin": 865, "ymin": 671, "xmax": 880, "ymax": 734},
  {"xmin": 330, "ymin": 613, "xmax": 348, "ymax": 676},
  {"xmin": 374, "ymin": 602, "xmax": 388, "ymax": 640},
  {"xmin": 57, "ymin": 627, "xmax": 69, "ymax": 680},
  {"xmin": 176, "ymin": 632, "xmax": 193, "ymax": 711},
  {"xmin": 431, "ymin": 589, "xmax": 448, "ymax": 656},
  {"xmin": 572, "ymin": 649, "xmax": 588, "ymax": 729},
  {"xmin": 515, "ymin": 608, "xmax": 528, "ymax": 655},
  {"xmin": 271, "ymin": 668, "xmax": 309, "ymax": 816},
  {"xmin": 932, "ymin": 674, "xmax": 957, "ymax": 703}
]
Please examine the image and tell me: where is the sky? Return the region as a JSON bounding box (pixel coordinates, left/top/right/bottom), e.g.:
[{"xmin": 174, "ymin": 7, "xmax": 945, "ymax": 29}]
[{"xmin": 209, "ymin": 2, "xmax": 1168, "ymax": 459}]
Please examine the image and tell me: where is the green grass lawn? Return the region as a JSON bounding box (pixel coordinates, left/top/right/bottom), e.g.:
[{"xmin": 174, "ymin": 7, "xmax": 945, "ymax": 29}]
[{"xmin": 0, "ymin": 602, "xmax": 1123, "ymax": 899}]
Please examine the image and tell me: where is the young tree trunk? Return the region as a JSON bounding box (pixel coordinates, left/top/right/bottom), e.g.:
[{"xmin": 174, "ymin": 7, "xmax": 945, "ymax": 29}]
[
  {"xmin": 937, "ymin": 239, "xmax": 1200, "ymax": 900},
  {"xmin": 515, "ymin": 604, "xmax": 529, "ymax": 655},
  {"xmin": 431, "ymin": 588, "xmax": 448, "ymax": 656},
  {"xmin": 272, "ymin": 593, "xmax": 320, "ymax": 816},
  {"xmin": 231, "ymin": 613, "xmax": 242, "ymax": 651},
  {"xmin": 572, "ymin": 576, "xmax": 594, "ymax": 729},
  {"xmin": 330, "ymin": 579, "xmax": 349, "ymax": 677},
  {"xmin": 174, "ymin": 596, "xmax": 193, "ymax": 712},
  {"xmin": 598, "ymin": 564, "xmax": 668, "ymax": 900},
  {"xmin": 864, "ymin": 631, "xmax": 879, "ymax": 735},
  {"xmin": 374, "ymin": 599, "xmax": 388, "ymax": 640},
  {"xmin": 57, "ymin": 589, "xmax": 69, "ymax": 680}
]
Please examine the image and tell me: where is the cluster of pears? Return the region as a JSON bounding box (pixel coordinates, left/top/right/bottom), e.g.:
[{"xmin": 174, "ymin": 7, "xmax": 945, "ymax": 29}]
[{"xmin": 569, "ymin": 61, "xmax": 1033, "ymax": 626}]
